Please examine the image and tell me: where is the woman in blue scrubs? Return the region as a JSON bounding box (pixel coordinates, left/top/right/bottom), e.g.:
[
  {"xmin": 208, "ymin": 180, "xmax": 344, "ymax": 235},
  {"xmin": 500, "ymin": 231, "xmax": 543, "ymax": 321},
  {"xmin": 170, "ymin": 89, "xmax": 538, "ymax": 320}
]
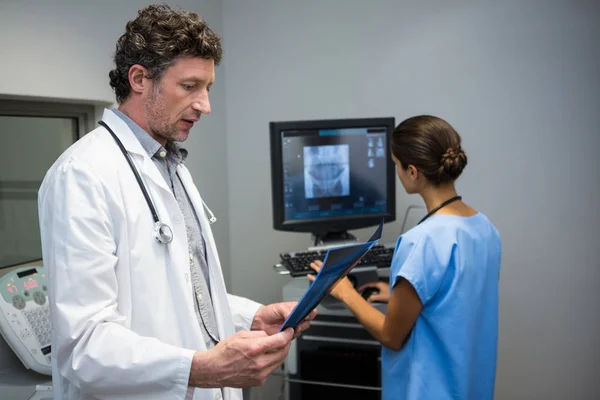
[{"xmin": 310, "ymin": 115, "xmax": 501, "ymax": 400}]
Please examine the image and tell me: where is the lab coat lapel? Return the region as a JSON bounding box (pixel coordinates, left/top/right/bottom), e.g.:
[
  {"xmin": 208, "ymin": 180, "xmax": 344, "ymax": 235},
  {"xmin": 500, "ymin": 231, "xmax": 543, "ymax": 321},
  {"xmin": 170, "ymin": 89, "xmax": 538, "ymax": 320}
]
[{"xmin": 100, "ymin": 109, "xmax": 173, "ymax": 197}]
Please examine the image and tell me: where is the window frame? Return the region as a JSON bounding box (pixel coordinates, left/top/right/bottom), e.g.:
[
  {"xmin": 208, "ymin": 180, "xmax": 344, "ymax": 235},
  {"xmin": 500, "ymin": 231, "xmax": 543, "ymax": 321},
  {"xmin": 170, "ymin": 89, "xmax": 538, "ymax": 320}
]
[
  {"xmin": 0, "ymin": 99, "xmax": 96, "ymax": 270},
  {"xmin": 0, "ymin": 99, "xmax": 95, "ymax": 137}
]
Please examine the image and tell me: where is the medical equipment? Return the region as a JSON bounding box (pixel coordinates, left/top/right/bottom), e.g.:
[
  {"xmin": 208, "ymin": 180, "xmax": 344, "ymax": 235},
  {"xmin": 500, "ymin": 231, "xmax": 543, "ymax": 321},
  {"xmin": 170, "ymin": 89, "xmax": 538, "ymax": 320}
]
[
  {"xmin": 98, "ymin": 121, "xmax": 217, "ymax": 245},
  {"xmin": 0, "ymin": 266, "xmax": 52, "ymax": 375},
  {"xmin": 282, "ymin": 278, "xmax": 385, "ymax": 400},
  {"xmin": 269, "ymin": 117, "xmax": 396, "ymax": 247}
]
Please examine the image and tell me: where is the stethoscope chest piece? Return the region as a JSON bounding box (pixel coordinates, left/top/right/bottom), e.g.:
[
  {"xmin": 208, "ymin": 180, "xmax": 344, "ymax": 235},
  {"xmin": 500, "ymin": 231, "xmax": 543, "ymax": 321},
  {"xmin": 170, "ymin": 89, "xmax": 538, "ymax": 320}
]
[{"xmin": 155, "ymin": 221, "xmax": 174, "ymax": 244}]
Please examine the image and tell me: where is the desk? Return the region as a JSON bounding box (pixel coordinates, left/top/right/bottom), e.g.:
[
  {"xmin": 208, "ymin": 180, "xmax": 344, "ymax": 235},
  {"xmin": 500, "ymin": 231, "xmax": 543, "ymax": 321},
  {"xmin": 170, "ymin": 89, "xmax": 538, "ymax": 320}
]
[{"xmin": 282, "ymin": 276, "xmax": 387, "ymax": 400}]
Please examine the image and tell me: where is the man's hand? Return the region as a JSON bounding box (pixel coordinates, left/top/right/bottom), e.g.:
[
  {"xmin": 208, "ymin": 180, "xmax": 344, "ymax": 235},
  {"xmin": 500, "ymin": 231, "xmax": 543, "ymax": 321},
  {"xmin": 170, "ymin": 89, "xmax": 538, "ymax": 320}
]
[
  {"xmin": 251, "ymin": 302, "xmax": 317, "ymax": 337},
  {"xmin": 189, "ymin": 328, "xmax": 294, "ymax": 388}
]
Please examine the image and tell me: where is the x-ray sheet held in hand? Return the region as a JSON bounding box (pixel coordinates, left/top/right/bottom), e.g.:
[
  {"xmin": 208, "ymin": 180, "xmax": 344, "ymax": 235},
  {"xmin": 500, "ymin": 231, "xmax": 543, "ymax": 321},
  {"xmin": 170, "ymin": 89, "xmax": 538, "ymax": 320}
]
[{"xmin": 279, "ymin": 220, "xmax": 384, "ymax": 331}]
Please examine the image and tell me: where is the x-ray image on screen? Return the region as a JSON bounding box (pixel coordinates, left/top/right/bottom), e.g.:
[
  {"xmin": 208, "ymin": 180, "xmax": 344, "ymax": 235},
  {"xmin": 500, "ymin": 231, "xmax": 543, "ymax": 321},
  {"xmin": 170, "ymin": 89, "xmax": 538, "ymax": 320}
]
[{"xmin": 304, "ymin": 145, "xmax": 350, "ymax": 199}]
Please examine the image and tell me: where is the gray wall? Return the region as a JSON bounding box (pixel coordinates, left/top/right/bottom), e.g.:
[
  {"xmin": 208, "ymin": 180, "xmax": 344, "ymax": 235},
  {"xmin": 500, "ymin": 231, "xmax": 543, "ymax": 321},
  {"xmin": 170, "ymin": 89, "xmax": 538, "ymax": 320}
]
[{"xmin": 222, "ymin": 1, "xmax": 600, "ymax": 399}]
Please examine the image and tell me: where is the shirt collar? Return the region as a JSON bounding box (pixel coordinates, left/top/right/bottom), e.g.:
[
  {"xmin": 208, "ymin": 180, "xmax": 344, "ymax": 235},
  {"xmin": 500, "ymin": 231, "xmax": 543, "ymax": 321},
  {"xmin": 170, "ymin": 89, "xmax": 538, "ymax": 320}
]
[{"xmin": 112, "ymin": 108, "xmax": 188, "ymax": 164}]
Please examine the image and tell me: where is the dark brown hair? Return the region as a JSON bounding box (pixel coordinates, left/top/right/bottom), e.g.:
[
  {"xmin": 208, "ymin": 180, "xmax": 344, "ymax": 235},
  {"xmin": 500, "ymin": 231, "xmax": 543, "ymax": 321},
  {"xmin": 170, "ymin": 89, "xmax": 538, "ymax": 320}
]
[
  {"xmin": 390, "ymin": 115, "xmax": 468, "ymax": 185},
  {"xmin": 109, "ymin": 3, "xmax": 223, "ymax": 104}
]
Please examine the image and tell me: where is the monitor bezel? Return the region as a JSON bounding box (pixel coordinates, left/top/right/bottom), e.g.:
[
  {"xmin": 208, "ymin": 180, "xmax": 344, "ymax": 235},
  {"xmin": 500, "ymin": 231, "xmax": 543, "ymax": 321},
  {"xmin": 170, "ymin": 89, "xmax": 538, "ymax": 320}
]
[{"xmin": 270, "ymin": 117, "xmax": 396, "ymax": 234}]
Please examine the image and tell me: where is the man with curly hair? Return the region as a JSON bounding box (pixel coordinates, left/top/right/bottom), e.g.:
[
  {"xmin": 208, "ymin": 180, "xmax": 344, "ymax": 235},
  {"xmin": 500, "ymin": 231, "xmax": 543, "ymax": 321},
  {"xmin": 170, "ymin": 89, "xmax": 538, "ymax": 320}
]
[{"xmin": 38, "ymin": 4, "xmax": 313, "ymax": 400}]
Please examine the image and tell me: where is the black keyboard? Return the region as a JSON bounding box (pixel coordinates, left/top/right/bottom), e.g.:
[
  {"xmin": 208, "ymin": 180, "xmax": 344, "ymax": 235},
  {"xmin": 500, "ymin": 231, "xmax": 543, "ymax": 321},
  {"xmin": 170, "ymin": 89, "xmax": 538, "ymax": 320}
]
[{"xmin": 279, "ymin": 244, "xmax": 395, "ymax": 277}]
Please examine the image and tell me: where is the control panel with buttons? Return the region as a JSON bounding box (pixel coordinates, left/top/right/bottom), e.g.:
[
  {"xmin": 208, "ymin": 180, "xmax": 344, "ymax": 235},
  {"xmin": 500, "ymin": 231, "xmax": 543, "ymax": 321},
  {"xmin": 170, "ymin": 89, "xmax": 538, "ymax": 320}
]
[{"xmin": 0, "ymin": 266, "xmax": 52, "ymax": 375}]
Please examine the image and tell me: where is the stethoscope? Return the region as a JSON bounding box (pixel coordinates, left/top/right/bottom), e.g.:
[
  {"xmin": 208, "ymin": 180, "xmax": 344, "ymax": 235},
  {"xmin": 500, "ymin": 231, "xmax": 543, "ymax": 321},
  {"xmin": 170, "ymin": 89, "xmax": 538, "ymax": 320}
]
[
  {"xmin": 99, "ymin": 120, "xmax": 217, "ymax": 244},
  {"xmin": 417, "ymin": 195, "xmax": 462, "ymax": 225}
]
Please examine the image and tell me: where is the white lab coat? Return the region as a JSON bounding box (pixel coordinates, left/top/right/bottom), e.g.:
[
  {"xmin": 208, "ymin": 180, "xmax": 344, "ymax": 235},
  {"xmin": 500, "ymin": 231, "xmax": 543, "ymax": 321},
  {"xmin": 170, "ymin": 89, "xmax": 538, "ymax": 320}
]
[{"xmin": 38, "ymin": 109, "xmax": 261, "ymax": 400}]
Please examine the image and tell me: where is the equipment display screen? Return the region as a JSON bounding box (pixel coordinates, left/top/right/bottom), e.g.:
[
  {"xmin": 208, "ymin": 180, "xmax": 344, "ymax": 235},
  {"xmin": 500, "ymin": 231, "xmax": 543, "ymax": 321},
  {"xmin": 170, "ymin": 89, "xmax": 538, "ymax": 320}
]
[
  {"xmin": 280, "ymin": 127, "xmax": 388, "ymax": 221},
  {"xmin": 17, "ymin": 268, "xmax": 37, "ymax": 278}
]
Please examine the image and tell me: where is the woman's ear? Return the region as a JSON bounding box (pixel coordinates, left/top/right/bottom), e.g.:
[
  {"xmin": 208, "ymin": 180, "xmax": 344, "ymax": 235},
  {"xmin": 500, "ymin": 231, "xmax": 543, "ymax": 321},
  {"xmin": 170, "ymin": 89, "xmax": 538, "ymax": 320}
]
[{"xmin": 407, "ymin": 165, "xmax": 418, "ymax": 181}]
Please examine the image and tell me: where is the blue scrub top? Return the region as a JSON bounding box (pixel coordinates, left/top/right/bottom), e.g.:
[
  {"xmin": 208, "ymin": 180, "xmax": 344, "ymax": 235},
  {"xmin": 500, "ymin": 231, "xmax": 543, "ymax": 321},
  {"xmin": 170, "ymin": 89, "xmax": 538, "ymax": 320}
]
[{"xmin": 382, "ymin": 212, "xmax": 501, "ymax": 400}]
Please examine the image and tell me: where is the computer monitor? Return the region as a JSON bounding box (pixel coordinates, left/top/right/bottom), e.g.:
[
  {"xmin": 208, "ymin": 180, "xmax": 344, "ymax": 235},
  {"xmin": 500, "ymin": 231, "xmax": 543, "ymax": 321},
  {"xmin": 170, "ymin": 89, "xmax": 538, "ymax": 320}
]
[{"xmin": 270, "ymin": 117, "xmax": 396, "ymax": 246}]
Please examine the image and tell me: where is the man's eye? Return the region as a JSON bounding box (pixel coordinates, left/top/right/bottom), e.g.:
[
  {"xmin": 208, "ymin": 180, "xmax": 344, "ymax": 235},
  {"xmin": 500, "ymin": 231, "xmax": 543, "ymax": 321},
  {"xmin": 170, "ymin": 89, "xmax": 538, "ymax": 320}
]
[{"xmin": 182, "ymin": 84, "xmax": 195, "ymax": 91}]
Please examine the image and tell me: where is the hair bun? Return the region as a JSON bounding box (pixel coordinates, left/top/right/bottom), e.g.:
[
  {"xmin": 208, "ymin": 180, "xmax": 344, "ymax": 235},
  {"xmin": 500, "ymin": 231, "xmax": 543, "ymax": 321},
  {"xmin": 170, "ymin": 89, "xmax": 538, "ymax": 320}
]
[
  {"xmin": 438, "ymin": 147, "xmax": 467, "ymax": 182},
  {"xmin": 440, "ymin": 147, "xmax": 463, "ymax": 163}
]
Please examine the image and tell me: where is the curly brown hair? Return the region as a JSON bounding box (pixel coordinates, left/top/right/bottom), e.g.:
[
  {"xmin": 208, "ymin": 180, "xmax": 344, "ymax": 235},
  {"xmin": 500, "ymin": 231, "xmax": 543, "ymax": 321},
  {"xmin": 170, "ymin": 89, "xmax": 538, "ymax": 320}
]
[
  {"xmin": 109, "ymin": 3, "xmax": 223, "ymax": 104},
  {"xmin": 391, "ymin": 115, "xmax": 468, "ymax": 185}
]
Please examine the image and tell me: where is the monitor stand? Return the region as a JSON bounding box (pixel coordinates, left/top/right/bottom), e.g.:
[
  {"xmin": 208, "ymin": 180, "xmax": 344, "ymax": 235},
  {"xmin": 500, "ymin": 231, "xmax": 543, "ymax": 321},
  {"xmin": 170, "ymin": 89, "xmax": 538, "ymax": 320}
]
[{"xmin": 309, "ymin": 231, "xmax": 358, "ymax": 251}]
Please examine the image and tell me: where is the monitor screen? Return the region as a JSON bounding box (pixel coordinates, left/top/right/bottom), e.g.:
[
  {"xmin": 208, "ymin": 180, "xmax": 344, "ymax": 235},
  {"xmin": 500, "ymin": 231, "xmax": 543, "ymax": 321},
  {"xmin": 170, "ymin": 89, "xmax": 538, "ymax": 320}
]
[{"xmin": 270, "ymin": 117, "xmax": 395, "ymax": 234}]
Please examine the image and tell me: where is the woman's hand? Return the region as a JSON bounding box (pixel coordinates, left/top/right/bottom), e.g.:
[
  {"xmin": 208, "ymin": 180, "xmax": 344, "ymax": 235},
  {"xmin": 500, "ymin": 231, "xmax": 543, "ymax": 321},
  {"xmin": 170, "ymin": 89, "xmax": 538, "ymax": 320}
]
[
  {"xmin": 308, "ymin": 260, "xmax": 357, "ymax": 302},
  {"xmin": 358, "ymin": 281, "xmax": 391, "ymax": 303}
]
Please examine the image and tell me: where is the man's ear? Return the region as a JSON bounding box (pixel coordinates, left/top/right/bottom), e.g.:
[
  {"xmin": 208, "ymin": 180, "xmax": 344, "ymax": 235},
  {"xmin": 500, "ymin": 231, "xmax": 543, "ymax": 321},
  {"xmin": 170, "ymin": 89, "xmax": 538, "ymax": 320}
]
[{"xmin": 128, "ymin": 64, "xmax": 150, "ymax": 95}]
